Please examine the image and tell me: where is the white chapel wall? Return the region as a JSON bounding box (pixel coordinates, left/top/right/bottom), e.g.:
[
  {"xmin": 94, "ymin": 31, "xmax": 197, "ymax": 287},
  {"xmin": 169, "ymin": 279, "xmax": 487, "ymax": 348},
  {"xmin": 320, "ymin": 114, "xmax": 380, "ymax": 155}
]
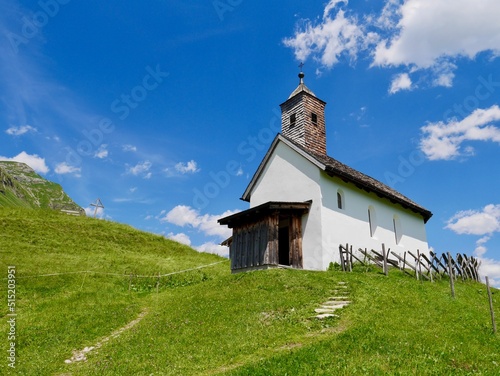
[
  {"xmin": 249, "ymin": 142, "xmax": 324, "ymax": 269},
  {"xmin": 319, "ymin": 172, "xmax": 429, "ymax": 269}
]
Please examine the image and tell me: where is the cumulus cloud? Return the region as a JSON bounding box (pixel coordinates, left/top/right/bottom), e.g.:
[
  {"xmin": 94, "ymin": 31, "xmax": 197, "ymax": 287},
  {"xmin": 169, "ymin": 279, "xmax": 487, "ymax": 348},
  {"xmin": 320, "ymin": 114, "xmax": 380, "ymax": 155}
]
[
  {"xmin": 419, "ymin": 105, "xmax": 500, "ymax": 160},
  {"xmin": 175, "ymin": 160, "xmax": 200, "ymax": 174},
  {"xmin": 84, "ymin": 206, "xmax": 105, "ymax": 219},
  {"xmin": 372, "ymin": 0, "xmax": 500, "ymax": 69},
  {"xmin": 5, "ymin": 125, "xmax": 37, "ymax": 136},
  {"xmin": 94, "ymin": 144, "xmax": 108, "ymax": 159},
  {"xmin": 479, "ymin": 257, "xmax": 500, "ymax": 288},
  {"xmin": 167, "ymin": 232, "xmax": 192, "ymax": 246},
  {"xmin": 283, "ymin": 0, "xmax": 366, "ymax": 68},
  {"xmin": 284, "ymin": 0, "xmax": 500, "ymax": 88},
  {"xmin": 0, "ymin": 151, "xmax": 49, "ymax": 174},
  {"xmin": 446, "ymin": 204, "xmax": 500, "ymax": 236},
  {"xmin": 127, "ymin": 161, "xmax": 152, "ymax": 178},
  {"xmin": 389, "ymin": 73, "xmax": 413, "ymax": 94},
  {"xmin": 162, "ymin": 205, "xmax": 237, "ymax": 239},
  {"xmin": 54, "ymin": 162, "xmax": 81, "ymax": 177},
  {"xmin": 446, "ymin": 207, "xmax": 500, "ymax": 287},
  {"xmin": 195, "ymin": 242, "xmax": 229, "ymax": 258}
]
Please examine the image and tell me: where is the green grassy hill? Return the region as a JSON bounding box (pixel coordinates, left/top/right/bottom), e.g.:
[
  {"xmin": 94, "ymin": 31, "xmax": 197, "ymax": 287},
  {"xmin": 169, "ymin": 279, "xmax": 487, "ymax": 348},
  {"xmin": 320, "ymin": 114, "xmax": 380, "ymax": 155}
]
[
  {"xmin": 1, "ymin": 208, "xmax": 499, "ymax": 375},
  {"xmin": 0, "ymin": 162, "xmax": 83, "ymax": 213}
]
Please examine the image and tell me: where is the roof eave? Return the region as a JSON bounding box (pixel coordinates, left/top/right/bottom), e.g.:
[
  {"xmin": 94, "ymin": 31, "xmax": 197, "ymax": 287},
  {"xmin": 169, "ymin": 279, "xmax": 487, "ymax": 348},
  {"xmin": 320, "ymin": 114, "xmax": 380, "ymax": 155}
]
[{"xmin": 324, "ymin": 165, "xmax": 433, "ymax": 223}]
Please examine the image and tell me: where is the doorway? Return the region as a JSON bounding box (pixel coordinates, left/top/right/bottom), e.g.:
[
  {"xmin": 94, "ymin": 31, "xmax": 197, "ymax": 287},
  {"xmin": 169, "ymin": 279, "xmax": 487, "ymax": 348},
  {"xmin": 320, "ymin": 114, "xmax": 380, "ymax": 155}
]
[{"xmin": 278, "ymin": 218, "xmax": 290, "ymax": 266}]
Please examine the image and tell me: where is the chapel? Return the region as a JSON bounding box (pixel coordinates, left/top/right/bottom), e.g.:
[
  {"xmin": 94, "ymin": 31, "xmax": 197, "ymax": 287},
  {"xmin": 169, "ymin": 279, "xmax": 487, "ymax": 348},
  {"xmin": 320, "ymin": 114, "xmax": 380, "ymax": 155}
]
[{"xmin": 218, "ymin": 72, "xmax": 432, "ymax": 272}]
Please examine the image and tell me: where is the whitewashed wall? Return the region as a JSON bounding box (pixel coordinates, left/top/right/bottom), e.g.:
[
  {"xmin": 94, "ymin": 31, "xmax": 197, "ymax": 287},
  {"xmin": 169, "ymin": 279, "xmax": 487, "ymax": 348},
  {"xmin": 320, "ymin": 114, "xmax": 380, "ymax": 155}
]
[
  {"xmin": 249, "ymin": 140, "xmax": 430, "ymax": 271},
  {"xmin": 319, "ymin": 173, "xmax": 429, "ymax": 270},
  {"xmin": 250, "ymin": 142, "xmax": 324, "ymax": 269}
]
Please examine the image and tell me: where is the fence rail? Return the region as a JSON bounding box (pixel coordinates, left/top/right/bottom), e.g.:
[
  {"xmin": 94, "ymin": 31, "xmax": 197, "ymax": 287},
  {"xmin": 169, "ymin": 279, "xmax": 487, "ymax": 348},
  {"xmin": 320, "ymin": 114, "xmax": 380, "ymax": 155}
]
[{"xmin": 338, "ymin": 243, "xmax": 481, "ymax": 282}]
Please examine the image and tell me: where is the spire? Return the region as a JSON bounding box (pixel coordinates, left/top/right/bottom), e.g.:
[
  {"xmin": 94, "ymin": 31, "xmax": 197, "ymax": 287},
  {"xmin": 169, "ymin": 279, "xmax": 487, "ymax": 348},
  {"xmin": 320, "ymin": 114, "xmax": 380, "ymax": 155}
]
[{"xmin": 288, "ymin": 69, "xmax": 316, "ymax": 99}]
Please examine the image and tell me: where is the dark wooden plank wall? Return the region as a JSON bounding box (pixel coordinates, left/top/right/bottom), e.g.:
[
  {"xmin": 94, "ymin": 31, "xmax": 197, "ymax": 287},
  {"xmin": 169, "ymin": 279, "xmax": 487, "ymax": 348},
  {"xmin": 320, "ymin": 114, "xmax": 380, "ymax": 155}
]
[
  {"xmin": 230, "ymin": 212, "xmax": 304, "ymax": 270},
  {"xmin": 231, "ymin": 216, "xmax": 276, "ymax": 270}
]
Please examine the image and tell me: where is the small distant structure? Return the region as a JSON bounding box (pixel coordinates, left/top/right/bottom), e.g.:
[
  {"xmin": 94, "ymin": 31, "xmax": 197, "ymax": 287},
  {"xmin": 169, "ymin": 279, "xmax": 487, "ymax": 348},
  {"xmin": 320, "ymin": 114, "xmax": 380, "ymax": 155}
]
[
  {"xmin": 60, "ymin": 209, "xmax": 84, "ymax": 216},
  {"xmin": 90, "ymin": 198, "xmax": 105, "ymax": 218}
]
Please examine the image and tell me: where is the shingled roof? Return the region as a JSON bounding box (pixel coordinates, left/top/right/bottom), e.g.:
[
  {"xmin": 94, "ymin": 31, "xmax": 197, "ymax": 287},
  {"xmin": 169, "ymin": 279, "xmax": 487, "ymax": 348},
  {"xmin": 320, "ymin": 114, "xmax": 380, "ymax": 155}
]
[{"xmin": 241, "ymin": 134, "xmax": 432, "ymax": 223}]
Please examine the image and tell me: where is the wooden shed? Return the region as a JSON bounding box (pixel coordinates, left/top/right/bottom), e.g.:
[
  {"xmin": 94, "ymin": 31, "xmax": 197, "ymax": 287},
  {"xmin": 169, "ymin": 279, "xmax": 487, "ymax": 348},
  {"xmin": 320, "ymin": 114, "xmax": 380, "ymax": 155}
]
[{"xmin": 218, "ymin": 201, "xmax": 311, "ymax": 273}]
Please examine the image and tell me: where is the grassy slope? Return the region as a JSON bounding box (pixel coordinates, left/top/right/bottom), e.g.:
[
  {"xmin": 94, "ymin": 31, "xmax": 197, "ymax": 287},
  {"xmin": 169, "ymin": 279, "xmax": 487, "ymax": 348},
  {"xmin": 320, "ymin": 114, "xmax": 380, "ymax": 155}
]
[{"xmin": 0, "ymin": 208, "xmax": 499, "ymax": 375}]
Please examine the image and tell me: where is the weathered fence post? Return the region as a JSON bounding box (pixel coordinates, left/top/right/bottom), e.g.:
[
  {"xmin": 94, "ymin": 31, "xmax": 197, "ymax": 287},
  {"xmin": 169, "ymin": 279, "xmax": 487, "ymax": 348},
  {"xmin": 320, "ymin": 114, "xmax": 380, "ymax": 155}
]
[
  {"xmin": 156, "ymin": 272, "xmax": 161, "ymax": 294},
  {"xmin": 448, "ymin": 252, "xmax": 455, "ymax": 298},
  {"xmin": 382, "ymin": 243, "xmax": 388, "ymax": 276},
  {"xmin": 349, "ymin": 245, "xmax": 353, "ymax": 272},
  {"xmin": 486, "ymin": 276, "xmax": 497, "ymax": 334},
  {"xmin": 339, "ymin": 244, "xmax": 346, "ymax": 272},
  {"xmin": 129, "ymin": 273, "xmax": 133, "ymax": 292}
]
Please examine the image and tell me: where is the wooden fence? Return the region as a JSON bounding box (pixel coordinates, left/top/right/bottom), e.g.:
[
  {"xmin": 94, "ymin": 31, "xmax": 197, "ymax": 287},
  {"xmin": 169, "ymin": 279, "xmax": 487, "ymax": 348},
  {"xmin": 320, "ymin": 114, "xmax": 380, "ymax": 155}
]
[{"xmin": 338, "ymin": 243, "xmax": 481, "ymax": 282}]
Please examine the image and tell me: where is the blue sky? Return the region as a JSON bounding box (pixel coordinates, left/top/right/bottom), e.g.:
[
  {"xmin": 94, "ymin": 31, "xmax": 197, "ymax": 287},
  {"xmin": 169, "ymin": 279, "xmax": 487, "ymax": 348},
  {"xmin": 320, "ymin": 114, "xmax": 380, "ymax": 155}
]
[{"xmin": 1, "ymin": 0, "xmax": 500, "ymax": 286}]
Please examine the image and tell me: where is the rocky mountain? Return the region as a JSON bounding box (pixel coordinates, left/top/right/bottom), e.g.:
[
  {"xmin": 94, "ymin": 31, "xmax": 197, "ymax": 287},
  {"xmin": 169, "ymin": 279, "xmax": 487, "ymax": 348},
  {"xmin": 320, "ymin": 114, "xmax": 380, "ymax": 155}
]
[{"xmin": 0, "ymin": 161, "xmax": 84, "ymax": 214}]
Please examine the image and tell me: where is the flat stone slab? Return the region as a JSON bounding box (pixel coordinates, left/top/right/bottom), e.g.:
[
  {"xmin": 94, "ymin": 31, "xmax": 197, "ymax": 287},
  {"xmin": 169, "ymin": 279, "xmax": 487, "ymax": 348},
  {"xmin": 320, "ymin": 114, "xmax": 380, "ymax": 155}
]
[
  {"xmin": 321, "ymin": 304, "xmax": 349, "ymax": 310},
  {"xmin": 315, "ymin": 308, "xmax": 336, "ymax": 313},
  {"xmin": 315, "ymin": 313, "xmax": 338, "ymax": 319},
  {"xmin": 328, "ymin": 296, "xmax": 349, "ymax": 300},
  {"xmin": 323, "ymin": 300, "xmax": 351, "ymax": 305}
]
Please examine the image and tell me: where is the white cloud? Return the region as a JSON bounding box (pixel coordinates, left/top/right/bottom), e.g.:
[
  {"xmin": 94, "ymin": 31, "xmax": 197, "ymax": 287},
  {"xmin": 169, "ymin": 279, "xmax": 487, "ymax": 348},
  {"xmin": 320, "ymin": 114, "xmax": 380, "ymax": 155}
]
[
  {"xmin": 122, "ymin": 144, "xmax": 137, "ymax": 152},
  {"xmin": 167, "ymin": 232, "xmax": 192, "ymax": 246},
  {"xmin": 373, "ymin": 0, "xmax": 500, "ymax": 70},
  {"xmin": 389, "ymin": 73, "xmax": 412, "ymax": 94},
  {"xmin": 479, "ymin": 257, "xmax": 500, "ymax": 288},
  {"xmin": 84, "ymin": 206, "xmax": 105, "ymax": 219},
  {"xmin": 195, "ymin": 242, "xmax": 229, "ymax": 258},
  {"xmin": 474, "ymin": 236, "xmax": 490, "ymax": 258},
  {"xmin": 127, "ymin": 161, "xmax": 152, "ymax": 178},
  {"xmin": 446, "ymin": 204, "xmax": 500, "ymax": 236},
  {"xmin": 0, "ymin": 151, "xmax": 49, "ymax": 174},
  {"xmin": 175, "ymin": 160, "xmax": 200, "ymax": 174},
  {"xmin": 284, "ymin": 0, "xmax": 500, "ymax": 88},
  {"xmin": 470, "ymin": 236, "xmax": 500, "ymax": 288},
  {"xmin": 420, "ymin": 105, "xmax": 500, "ymax": 160},
  {"xmin": 161, "ymin": 205, "xmax": 238, "ymax": 239},
  {"xmin": 283, "ymin": 0, "xmax": 366, "ymax": 69},
  {"xmin": 446, "ymin": 209, "xmax": 500, "ymax": 288},
  {"xmin": 54, "ymin": 162, "xmax": 81, "ymax": 177},
  {"xmin": 94, "ymin": 144, "xmax": 108, "ymax": 159},
  {"xmin": 5, "ymin": 125, "xmax": 37, "ymax": 136}
]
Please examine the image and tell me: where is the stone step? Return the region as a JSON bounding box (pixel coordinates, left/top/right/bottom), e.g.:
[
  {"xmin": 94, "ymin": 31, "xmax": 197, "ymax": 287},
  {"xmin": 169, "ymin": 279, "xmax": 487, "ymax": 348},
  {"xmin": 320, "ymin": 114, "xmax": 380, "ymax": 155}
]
[
  {"xmin": 322, "ymin": 300, "xmax": 351, "ymax": 306},
  {"xmin": 315, "ymin": 308, "xmax": 336, "ymax": 313},
  {"xmin": 315, "ymin": 313, "xmax": 338, "ymax": 319},
  {"xmin": 320, "ymin": 303, "xmax": 349, "ymax": 310}
]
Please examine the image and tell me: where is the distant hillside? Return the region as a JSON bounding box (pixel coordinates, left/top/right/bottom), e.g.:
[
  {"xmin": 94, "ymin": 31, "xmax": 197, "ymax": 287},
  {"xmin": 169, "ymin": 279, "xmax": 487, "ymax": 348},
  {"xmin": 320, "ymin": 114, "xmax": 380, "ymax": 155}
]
[{"xmin": 0, "ymin": 161, "xmax": 84, "ymax": 214}]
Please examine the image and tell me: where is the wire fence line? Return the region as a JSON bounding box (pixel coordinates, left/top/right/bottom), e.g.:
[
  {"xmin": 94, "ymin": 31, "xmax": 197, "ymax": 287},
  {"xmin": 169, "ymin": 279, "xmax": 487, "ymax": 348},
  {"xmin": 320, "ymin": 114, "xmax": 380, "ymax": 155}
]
[{"xmin": 2, "ymin": 261, "xmax": 227, "ymax": 280}]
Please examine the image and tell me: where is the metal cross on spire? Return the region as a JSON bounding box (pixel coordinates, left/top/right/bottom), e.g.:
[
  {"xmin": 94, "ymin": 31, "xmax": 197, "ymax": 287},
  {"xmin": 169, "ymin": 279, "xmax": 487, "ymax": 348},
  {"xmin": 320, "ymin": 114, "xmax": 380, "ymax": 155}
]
[{"xmin": 298, "ymin": 62, "xmax": 305, "ymax": 71}]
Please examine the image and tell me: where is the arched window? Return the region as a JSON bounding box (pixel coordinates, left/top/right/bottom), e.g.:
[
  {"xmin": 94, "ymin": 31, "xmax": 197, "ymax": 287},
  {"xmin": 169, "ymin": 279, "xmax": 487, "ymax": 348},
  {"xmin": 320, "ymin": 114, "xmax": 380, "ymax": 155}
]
[
  {"xmin": 337, "ymin": 189, "xmax": 344, "ymax": 210},
  {"xmin": 393, "ymin": 215, "xmax": 402, "ymax": 245},
  {"xmin": 368, "ymin": 206, "xmax": 377, "ymax": 238}
]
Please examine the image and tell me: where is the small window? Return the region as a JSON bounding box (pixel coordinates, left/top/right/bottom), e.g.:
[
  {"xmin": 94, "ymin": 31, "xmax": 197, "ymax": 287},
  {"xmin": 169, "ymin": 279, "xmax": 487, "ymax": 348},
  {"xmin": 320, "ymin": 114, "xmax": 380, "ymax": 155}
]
[
  {"xmin": 393, "ymin": 215, "xmax": 402, "ymax": 245},
  {"xmin": 311, "ymin": 113, "xmax": 318, "ymax": 125},
  {"xmin": 368, "ymin": 206, "xmax": 376, "ymax": 238},
  {"xmin": 290, "ymin": 113, "xmax": 296, "ymax": 128},
  {"xmin": 337, "ymin": 189, "xmax": 344, "ymax": 210}
]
